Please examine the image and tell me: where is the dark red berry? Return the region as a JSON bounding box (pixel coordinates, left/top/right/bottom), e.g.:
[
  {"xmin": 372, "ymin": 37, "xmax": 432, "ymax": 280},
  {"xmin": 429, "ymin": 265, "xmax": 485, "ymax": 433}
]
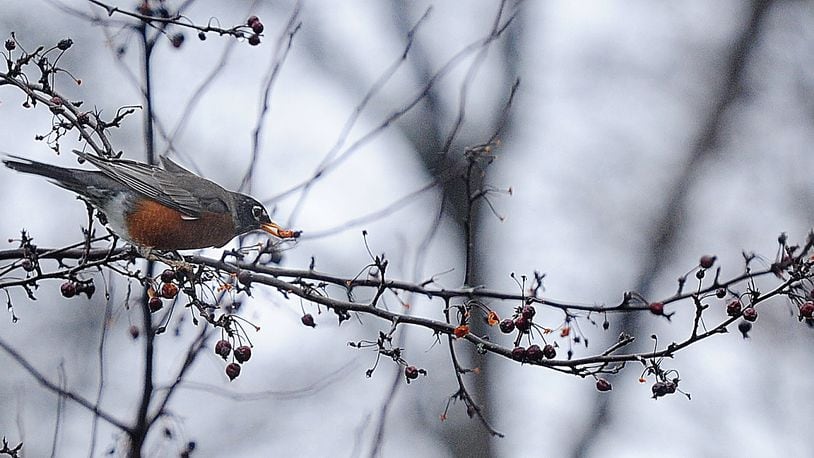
[
  {"xmin": 726, "ymin": 300, "xmax": 742, "ymax": 317},
  {"xmin": 129, "ymin": 325, "xmax": 140, "ymax": 339},
  {"xmin": 543, "ymin": 344, "xmax": 556, "ymax": 359},
  {"xmin": 695, "ymin": 269, "xmax": 705, "ymax": 280},
  {"xmin": 137, "ymin": 1, "xmax": 152, "ymax": 15},
  {"xmin": 301, "ymin": 313, "xmax": 316, "ymax": 327},
  {"xmin": 404, "ymin": 365, "xmax": 419, "ymax": 380},
  {"xmin": 170, "ymin": 33, "xmax": 184, "ymax": 48},
  {"xmin": 50, "ymin": 96, "xmax": 63, "ymax": 106},
  {"xmin": 160, "ymin": 269, "xmax": 175, "ymax": 283},
  {"xmin": 649, "ymin": 302, "xmax": 664, "ymax": 315},
  {"xmin": 514, "ymin": 315, "xmax": 531, "ymax": 332},
  {"xmin": 665, "ymin": 380, "xmax": 677, "ymax": 394},
  {"xmin": 5, "ymin": 39, "xmax": 16, "ymax": 51},
  {"xmin": 215, "ymin": 339, "xmax": 232, "ymax": 359},
  {"xmin": 742, "ymin": 307, "xmax": 757, "ymax": 322},
  {"xmin": 251, "ymin": 20, "xmax": 264, "ymax": 34},
  {"xmin": 248, "ymin": 34, "xmax": 261, "ymax": 46},
  {"xmin": 526, "ymin": 344, "xmax": 544, "ymax": 362},
  {"xmin": 499, "ymin": 318, "xmax": 515, "ymax": 334},
  {"xmin": 57, "ymin": 38, "xmax": 73, "ymax": 51},
  {"xmin": 521, "ymin": 305, "xmax": 536, "ymax": 320},
  {"xmin": 652, "ymin": 381, "xmax": 669, "ymax": 398},
  {"xmin": 60, "ymin": 281, "xmax": 76, "ymax": 298},
  {"xmin": 800, "ymin": 302, "xmax": 814, "ymax": 319},
  {"xmin": 161, "ymin": 282, "xmax": 179, "ymax": 299},
  {"xmin": 511, "ymin": 346, "xmax": 527, "ymax": 362},
  {"xmin": 716, "ymin": 288, "xmax": 727, "ymax": 299},
  {"xmin": 247, "ymin": 15, "xmax": 260, "ymax": 26},
  {"xmin": 198, "ymin": 31, "xmax": 206, "ymax": 41},
  {"xmin": 83, "ymin": 283, "xmax": 96, "ymax": 299},
  {"xmin": 225, "ymin": 362, "xmax": 241, "ymax": 380},
  {"xmin": 699, "ymin": 255, "xmax": 716, "ymax": 269},
  {"xmin": 738, "ymin": 320, "xmax": 752, "ymax": 338},
  {"xmin": 596, "ymin": 378, "xmax": 612, "ymax": 392},
  {"xmin": 21, "ymin": 259, "xmax": 34, "ymax": 272},
  {"xmin": 148, "ymin": 296, "xmax": 163, "ymax": 313},
  {"xmin": 234, "ymin": 345, "xmax": 252, "ymax": 363}
]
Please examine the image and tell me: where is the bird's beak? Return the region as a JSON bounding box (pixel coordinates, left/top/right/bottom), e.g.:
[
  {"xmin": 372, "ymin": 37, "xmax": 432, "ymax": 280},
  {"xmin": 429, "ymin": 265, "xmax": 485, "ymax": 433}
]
[{"xmin": 261, "ymin": 221, "xmax": 301, "ymax": 239}]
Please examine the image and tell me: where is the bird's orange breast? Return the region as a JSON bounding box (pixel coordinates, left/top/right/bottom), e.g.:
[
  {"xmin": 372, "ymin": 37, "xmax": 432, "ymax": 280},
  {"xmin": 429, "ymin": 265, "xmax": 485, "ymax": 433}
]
[{"xmin": 125, "ymin": 198, "xmax": 235, "ymax": 250}]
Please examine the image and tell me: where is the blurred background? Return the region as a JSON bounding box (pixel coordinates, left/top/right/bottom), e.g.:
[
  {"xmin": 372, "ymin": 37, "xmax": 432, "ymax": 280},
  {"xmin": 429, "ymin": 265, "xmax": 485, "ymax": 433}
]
[{"xmin": 1, "ymin": 0, "xmax": 813, "ymax": 456}]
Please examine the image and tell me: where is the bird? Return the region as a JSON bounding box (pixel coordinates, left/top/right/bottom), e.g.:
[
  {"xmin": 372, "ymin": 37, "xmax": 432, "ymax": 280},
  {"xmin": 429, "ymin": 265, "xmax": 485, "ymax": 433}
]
[{"xmin": 2, "ymin": 151, "xmax": 300, "ymax": 251}]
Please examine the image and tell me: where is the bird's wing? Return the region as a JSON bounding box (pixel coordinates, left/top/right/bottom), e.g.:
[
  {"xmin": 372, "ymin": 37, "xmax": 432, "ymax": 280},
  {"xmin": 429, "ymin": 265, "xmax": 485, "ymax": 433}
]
[{"xmin": 75, "ymin": 151, "xmax": 204, "ymax": 217}]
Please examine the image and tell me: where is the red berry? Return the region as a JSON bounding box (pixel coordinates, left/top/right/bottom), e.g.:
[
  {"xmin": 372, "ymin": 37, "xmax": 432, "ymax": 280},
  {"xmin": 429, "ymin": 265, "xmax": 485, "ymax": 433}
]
[
  {"xmin": 301, "ymin": 313, "xmax": 316, "ymax": 328},
  {"xmin": 161, "ymin": 282, "xmax": 179, "ymax": 299},
  {"xmin": 526, "ymin": 344, "xmax": 544, "ymax": 362},
  {"xmin": 215, "ymin": 339, "xmax": 232, "ymax": 359},
  {"xmin": 160, "ymin": 269, "xmax": 175, "ymax": 283},
  {"xmin": 596, "ymin": 378, "xmax": 612, "ymax": 392},
  {"xmin": 726, "ymin": 300, "xmax": 742, "ymax": 317},
  {"xmin": 234, "ymin": 345, "xmax": 252, "ymax": 363},
  {"xmin": 60, "ymin": 281, "xmax": 76, "ymax": 298},
  {"xmin": 649, "ymin": 302, "xmax": 664, "ymax": 315},
  {"xmin": 404, "ymin": 365, "xmax": 419, "ymax": 380},
  {"xmin": 699, "ymin": 255, "xmax": 716, "ymax": 269},
  {"xmin": 542, "ymin": 344, "xmax": 556, "ymax": 359},
  {"xmin": 514, "ymin": 315, "xmax": 531, "ymax": 332},
  {"xmin": 248, "ymin": 34, "xmax": 261, "ymax": 46},
  {"xmin": 521, "ymin": 305, "xmax": 536, "ymax": 320},
  {"xmin": 225, "ymin": 362, "xmax": 241, "ymax": 380},
  {"xmin": 148, "ymin": 296, "xmax": 163, "ymax": 313},
  {"xmin": 170, "ymin": 33, "xmax": 184, "ymax": 48},
  {"xmin": 742, "ymin": 307, "xmax": 757, "ymax": 322},
  {"xmin": 499, "ymin": 318, "xmax": 515, "ymax": 334},
  {"xmin": 511, "ymin": 346, "xmax": 527, "ymax": 362},
  {"xmin": 800, "ymin": 302, "xmax": 814, "ymax": 319}
]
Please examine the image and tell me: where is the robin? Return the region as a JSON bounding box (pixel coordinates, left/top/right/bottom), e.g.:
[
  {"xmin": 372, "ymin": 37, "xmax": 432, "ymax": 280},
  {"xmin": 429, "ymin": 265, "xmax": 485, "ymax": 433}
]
[{"xmin": 2, "ymin": 151, "xmax": 300, "ymax": 251}]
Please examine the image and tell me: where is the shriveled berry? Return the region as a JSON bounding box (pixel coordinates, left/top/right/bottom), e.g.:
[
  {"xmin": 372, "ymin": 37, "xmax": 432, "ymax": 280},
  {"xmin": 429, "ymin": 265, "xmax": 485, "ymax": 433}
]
[
  {"xmin": 234, "ymin": 345, "xmax": 252, "ymax": 363},
  {"xmin": 499, "ymin": 318, "xmax": 515, "ymax": 334},
  {"xmin": 57, "ymin": 38, "xmax": 73, "ymax": 51},
  {"xmin": 170, "ymin": 33, "xmax": 184, "ymax": 48},
  {"xmin": 215, "ymin": 339, "xmax": 232, "ymax": 359},
  {"xmin": 514, "ymin": 315, "xmax": 531, "ymax": 332},
  {"xmin": 511, "ymin": 346, "xmax": 527, "ymax": 362},
  {"xmin": 404, "ymin": 365, "xmax": 419, "ymax": 380},
  {"xmin": 699, "ymin": 255, "xmax": 716, "ymax": 269},
  {"xmin": 526, "ymin": 344, "xmax": 544, "ymax": 362},
  {"xmin": 301, "ymin": 313, "xmax": 316, "ymax": 327},
  {"xmin": 5, "ymin": 39, "xmax": 16, "ymax": 51},
  {"xmin": 738, "ymin": 320, "xmax": 752, "ymax": 338},
  {"xmin": 521, "ymin": 305, "xmax": 536, "ymax": 320},
  {"xmin": 649, "ymin": 302, "xmax": 664, "ymax": 315},
  {"xmin": 198, "ymin": 31, "xmax": 206, "ymax": 41},
  {"xmin": 161, "ymin": 282, "xmax": 179, "ymax": 299},
  {"xmin": 60, "ymin": 281, "xmax": 76, "ymax": 298},
  {"xmin": 160, "ymin": 269, "xmax": 175, "ymax": 283},
  {"xmin": 83, "ymin": 283, "xmax": 96, "ymax": 299},
  {"xmin": 800, "ymin": 302, "xmax": 814, "ymax": 319},
  {"xmin": 726, "ymin": 300, "xmax": 742, "ymax": 317},
  {"xmin": 251, "ymin": 20, "xmax": 264, "ymax": 34},
  {"xmin": 596, "ymin": 378, "xmax": 612, "ymax": 392},
  {"xmin": 665, "ymin": 380, "xmax": 677, "ymax": 394},
  {"xmin": 248, "ymin": 34, "xmax": 261, "ymax": 46},
  {"xmin": 742, "ymin": 306, "xmax": 757, "ymax": 322},
  {"xmin": 148, "ymin": 296, "xmax": 163, "ymax": 313},
  {"xmin": 652, "ymin": 381, "xmax": 669, "ymax": 398},
  {"xmin": 542, "ymin": 344, "xmax": 556, "ymax": 359},
  {"xmin": 225, "ymin": 362, "xmax": 241, "ymax": 380}
]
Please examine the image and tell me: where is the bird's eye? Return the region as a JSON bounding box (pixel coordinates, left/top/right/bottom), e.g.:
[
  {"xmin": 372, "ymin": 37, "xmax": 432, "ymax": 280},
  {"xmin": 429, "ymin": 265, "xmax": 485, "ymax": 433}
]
[{"xmin": 252, "ymin": 205, "xmax": 264, "ymax": 219}]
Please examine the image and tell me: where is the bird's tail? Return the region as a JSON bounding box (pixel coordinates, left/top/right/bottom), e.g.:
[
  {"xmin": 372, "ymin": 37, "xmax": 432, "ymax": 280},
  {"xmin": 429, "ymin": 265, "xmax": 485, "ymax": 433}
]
[{"xmin": 3, "ymin": 155, "xmax": 86, "ymax": 192}]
